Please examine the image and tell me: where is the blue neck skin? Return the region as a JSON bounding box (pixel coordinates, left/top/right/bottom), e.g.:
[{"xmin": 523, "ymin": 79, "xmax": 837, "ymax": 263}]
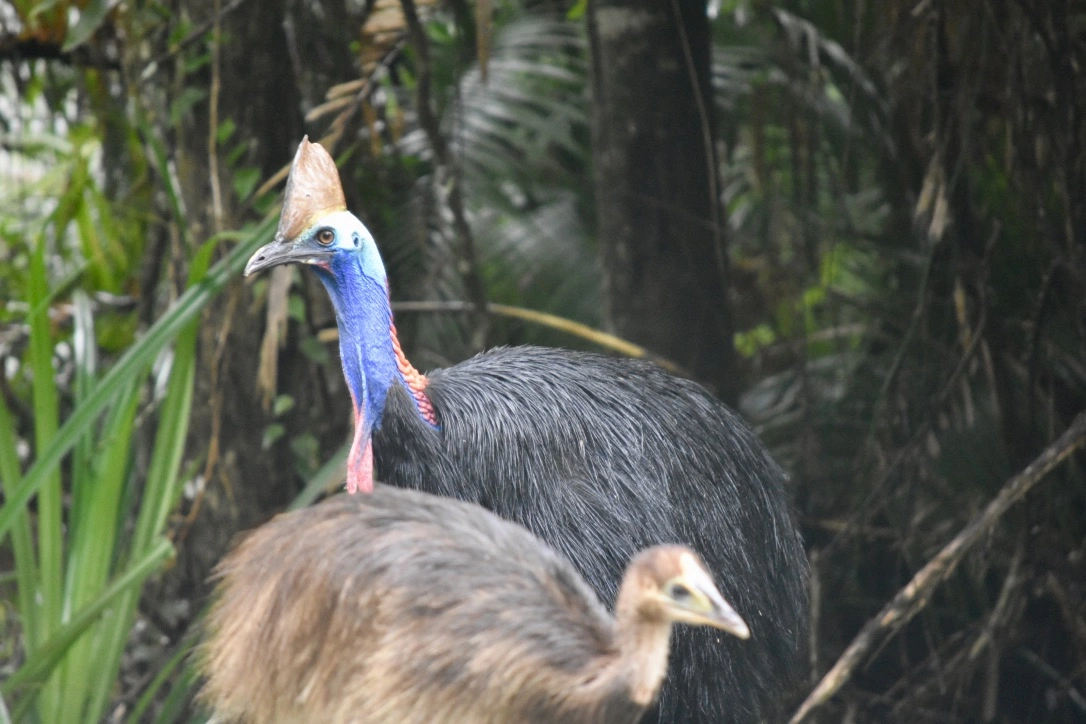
[{"xmin": 309, "ymin": 215, "xmax": 437, "ymax": 434}]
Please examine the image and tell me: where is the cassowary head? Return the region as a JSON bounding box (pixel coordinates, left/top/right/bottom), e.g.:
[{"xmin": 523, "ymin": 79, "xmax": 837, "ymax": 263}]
[{"xmin": 245, "ymin": 138, "xmax": 436, "ymax": 495}]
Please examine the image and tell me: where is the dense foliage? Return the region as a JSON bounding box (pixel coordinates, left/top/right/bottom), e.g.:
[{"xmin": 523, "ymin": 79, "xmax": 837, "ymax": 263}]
[{"xmin": 1, "ymin": 0, "xmax": 1083, "ymax": 721}]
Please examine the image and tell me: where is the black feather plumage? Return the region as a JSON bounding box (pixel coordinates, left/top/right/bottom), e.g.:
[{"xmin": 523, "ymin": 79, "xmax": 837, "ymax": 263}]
[{"xmin": 375, "ymin": 346, "xmax": 809, "ymax": 724}]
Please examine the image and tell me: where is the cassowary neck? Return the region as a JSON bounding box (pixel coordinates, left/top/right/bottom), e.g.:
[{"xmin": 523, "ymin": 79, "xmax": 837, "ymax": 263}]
[
  {"xmin": 316, "ymin": 253, "xmax": 437, "ymax": 431},
  {"xmin": 573, "ymin": 582, "xmax": 672, "ymax": 714},
  {"xmin": 610, "ymin": 583, "xmax": 673, "ymax": 708}
]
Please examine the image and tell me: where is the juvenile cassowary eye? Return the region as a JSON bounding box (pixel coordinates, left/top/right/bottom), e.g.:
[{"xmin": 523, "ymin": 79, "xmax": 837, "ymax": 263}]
[
  {"xmin": 317, "ymin": 228, "xmax": 335, "ymax": 245},
  {"xmin": 667, "ymin": 583, "xmax": 693, "ymax": 601}
]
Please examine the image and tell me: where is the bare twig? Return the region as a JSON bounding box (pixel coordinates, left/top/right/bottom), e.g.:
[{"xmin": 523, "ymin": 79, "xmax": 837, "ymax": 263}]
[
  {"xmin": 315, "ymin": 299, "xmax": 689, "ymax": 376},
  {"xmin": 1016, "ymin": 648, "xmax": 1086, "ymax": 715},
  {"xmin": 968, "ymin": 542, "xmax": 1025, "ymax": 662},
  {"xmin": 789, "ymin": 410, "xmax": 1086, "ymax": 723},
  {"xmin": 256, "ymin": 267, "xmax": 294, "ymax": 409},
  {"xmin": 0, "ymin": 34, "xmax": 119, "ymax": 69},
  {"xmin": 400, "ymin": 0, "xmax": 490, "ymax": 349},
  {"xmin": 139, "ymin": 0, "xmax": 249, "ymax": 79},
  {"xmin": 1045, "ymin": 572, "xmax": 1086, "ymax": 663},
  {"xmin": 971, "ymin": 542, "xmax": 1024, "ymax": 721},
  {"xmin": 475, "ymin": 0, "xmax": 491, "ymax": 82},
  {"xmin": 668, "ymin": 0, "xmax": 726, "ymax": 288},
  {"xmin": 883, "ymin": 628, "xmax": 971, "ymax": 713},
  {"xmin": 207, "ymin": 0, "xmax": 225, "ymax": 233},
  {"xmin": 808, "ymin": 549, "xmax": 822, "ymax": 684}
]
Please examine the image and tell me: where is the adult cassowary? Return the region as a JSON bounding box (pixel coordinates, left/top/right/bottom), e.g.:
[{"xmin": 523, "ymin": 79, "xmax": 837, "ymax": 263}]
[{"xmin": 243, "ymin": 138, "xmax": 808, "ymax": 723}]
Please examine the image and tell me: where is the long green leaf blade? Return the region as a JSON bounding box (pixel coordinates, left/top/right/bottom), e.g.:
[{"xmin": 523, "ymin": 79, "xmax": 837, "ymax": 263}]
[
  {"xmin": 27, "ymin": 235, "xmax": 63, "ymax": 720},
  {"xmin": 289, "ymin": 442, "xmax": 349, "ymax": 511},
  {"xmin": 0, "ymin": 218, "xmax": 273, "ymax": 545},
  {"xmin": 0, "ymin": 392, "xmax": 38, "ymax": 653},
  {"xmin": 85, "ymin": 234, "xmax": 222, "ymax": 723},
  {"xmin": 3, "ymin": 538, "xmax": 175, "ymax": 701},
  {"xmin": 60, "ymin": 378, "xmax": 141, "ymax": 722}
]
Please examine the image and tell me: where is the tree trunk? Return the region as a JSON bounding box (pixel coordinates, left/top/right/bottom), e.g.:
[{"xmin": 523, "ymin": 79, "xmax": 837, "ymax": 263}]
[
  {"xmin": 159, "ymin": 0, "xmax": 340, "ymax": 607},
  {"xmin": 587, "ymin": 0, "xmax": 738, "ymax": 404}
]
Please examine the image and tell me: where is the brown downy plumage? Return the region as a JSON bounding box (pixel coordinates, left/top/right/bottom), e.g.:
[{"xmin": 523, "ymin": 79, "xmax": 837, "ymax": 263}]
[{"xmin": 199, "ymin": 486, "xmax": 750, "ymax": 724}]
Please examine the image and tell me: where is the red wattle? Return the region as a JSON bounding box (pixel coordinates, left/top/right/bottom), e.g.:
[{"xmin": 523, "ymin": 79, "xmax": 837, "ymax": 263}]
[{"xmin": 346, "ymin": 410, "xmax": 375, "ymax": 495}]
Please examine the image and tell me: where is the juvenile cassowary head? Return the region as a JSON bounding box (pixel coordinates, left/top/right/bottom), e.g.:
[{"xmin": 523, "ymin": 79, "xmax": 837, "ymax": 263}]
[
  {"xmin": 631, "ymin": 546, "xmax": 751, "ymax": 639},
  {"xmin": 244, "ymin": 138, "xmax": 436, "ymax": 495}
]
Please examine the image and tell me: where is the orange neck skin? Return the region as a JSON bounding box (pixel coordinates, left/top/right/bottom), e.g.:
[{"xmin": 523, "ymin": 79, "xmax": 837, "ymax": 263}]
[{"xmin": 390, "ymin": 321, "xmax": 438, "ymax": 426}]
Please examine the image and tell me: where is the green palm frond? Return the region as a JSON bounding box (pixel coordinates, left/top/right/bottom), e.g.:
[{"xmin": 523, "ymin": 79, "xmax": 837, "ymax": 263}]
[{"xmin": 382, "ymin": 12, "xmax": 594, "ymax": 363}]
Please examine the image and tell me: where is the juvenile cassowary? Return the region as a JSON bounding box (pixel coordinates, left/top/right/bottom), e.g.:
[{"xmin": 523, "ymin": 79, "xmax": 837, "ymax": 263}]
[
  {"xmin": 201, "ymin": 486, "xmax": 751, "ymax": 724},
  {"xmin": 244, "ymin": 138, "xmax": 808, "ymax": 723}
]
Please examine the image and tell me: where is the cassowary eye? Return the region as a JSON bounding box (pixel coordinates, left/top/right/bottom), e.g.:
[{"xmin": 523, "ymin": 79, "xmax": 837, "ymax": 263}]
[{"xmin": 317, "ymin": 228, "xmax": 335, "ymax": 245}]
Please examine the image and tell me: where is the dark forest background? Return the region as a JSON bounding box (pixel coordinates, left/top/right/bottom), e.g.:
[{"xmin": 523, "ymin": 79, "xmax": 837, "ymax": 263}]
[{"xmin": 1, "ymin": 0, "xmax": 1085, "ymax": 721}]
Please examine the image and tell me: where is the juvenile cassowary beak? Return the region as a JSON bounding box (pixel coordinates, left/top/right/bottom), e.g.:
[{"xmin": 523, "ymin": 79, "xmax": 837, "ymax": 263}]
[{"xmin": 693, "ymin": 582, "xmax": 751, "ymax": 639}]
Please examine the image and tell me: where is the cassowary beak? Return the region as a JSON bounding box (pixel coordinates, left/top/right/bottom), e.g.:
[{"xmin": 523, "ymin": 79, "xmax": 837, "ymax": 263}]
[{"xmin": 244, "ymin": 237, "xmax": 334, "ymax": 277}]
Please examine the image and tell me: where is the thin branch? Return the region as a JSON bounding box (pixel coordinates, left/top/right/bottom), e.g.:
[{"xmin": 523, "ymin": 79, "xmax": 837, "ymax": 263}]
[
  {"xmin": 807, "ymin": 549, "xmax": 823, "ymax": 684},
  {"xmin": 314, "ymin": 300, "xmax": 689, "ymax": 377},
  {"xmin": 475, "ymin": 0, "xmax": 491, "ymax": 82},
  {"xmin": 669, "ymin": 0, "xmax": 726, "ymax": 287},
  {"xmin": 400, "ymin": 0, "xmax": 490, "ymax": 349},
  {"xmin": 138, "ymin": 0, "xmax": 249, "ymax": 80},
  {"xmin": 1016, "ymin": 648, "xmax": 1086, "ymax": 715},
  {"xmin": 207, "ymin": 0, "xmax": 225, "ymax": 233},
  {"xmin": 789, "ymin": 410, "xmax": 1086, "ymax": 723},
  {"xmin": 0, "ymin": 34, "xmax": 119, "ymax": 69}
]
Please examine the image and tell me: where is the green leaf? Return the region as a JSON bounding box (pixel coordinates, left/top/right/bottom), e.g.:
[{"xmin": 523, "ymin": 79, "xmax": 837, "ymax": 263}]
[
  {"xmin": 67, "ymin": 291, "xmax": 98, "ymax": 536},
  {"xmin": 287, "ymin": 293, "xmax": 306, "ymax": 322},
  {"xmin": 58, "ymin": 377, "xmax": 140, "ymax": 721},
  {"xmin": 28, "ymin": 0, "xmax": 64, "ymax": 20},
  {"xmin": 273, "ymin": 394, "xmax": 295, "ymax": 416},
  {"xmin": 0, "ymin": 392, "xmax": 38, "ymax": 654},
  {"xmin": 216, "ymin": 118, "xmax": 237, "ymax": 145},
  {"xmin": 27, "ymin": 235, "xmax": 63, "ymax": 719},
  {"xmin": 300, "ymin": 335, "xmax": 330, "ymax": 365},
  {"xmin": 183, "ymin": 51, "xmax": 213, "ymax": 75},
  {"xmin": 290, "ymin": 433, "xmax": 320, "ymax": 477},
  {"xmin": 0, "ymin": 217, "xmax": 275, "ymax": 553},
  {"xmin": 735, "ymin": 324, "xmax": 777, "ymax": 358},
  {"xmin": 289, "ymin": 442, "xmax": 350, "ymax": 511},
  {"xmin": 125, "ymin": 634, "xmax": 193, "ymax": 724},
  {"xmin": 83, "ymin": 233, "xmax": 224, "ymax": 723},
  {"xmin": 232, "ymin": 167, "xmax": 261, "ymax": 201},
  {"xmin": 262, "ymin": 423, "xmax": 285, "ymax": 450},
  {"xmin": 62, "ymin": 0, "xmax": 111, "ymax": 52},
  {"xmin": 168, "ymin": 87, "xmax": 208, "ymax": 128},
  {"xmin": 3, "ymin": 538, "xmax": 174, "ymax": 701}
]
